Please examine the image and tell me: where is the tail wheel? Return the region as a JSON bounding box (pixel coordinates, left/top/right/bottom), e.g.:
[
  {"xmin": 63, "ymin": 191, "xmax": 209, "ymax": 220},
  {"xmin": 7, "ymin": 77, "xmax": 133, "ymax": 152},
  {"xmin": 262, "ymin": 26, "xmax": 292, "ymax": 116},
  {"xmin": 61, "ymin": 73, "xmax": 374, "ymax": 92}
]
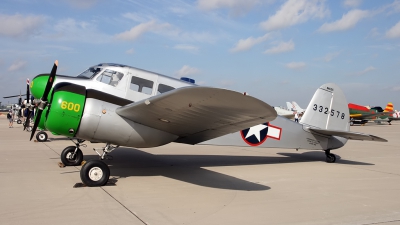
[
  {"xmin": 61, "ymin": 146, "xmax": 83, "ymax": 166},
  {"xmin": 326, "ymin": 153, "xmax": 336, "ymax": 163},
  {"xmin": 17, "ymin": 119, "xmax": 22, "ymax": 124},
  {"xmin": 36, "ymin": 131, "xmax": 48, "ymax": 142},
  {"xmin": 80, "ymin": 160, "xmax": 110, "ymax": 187}
]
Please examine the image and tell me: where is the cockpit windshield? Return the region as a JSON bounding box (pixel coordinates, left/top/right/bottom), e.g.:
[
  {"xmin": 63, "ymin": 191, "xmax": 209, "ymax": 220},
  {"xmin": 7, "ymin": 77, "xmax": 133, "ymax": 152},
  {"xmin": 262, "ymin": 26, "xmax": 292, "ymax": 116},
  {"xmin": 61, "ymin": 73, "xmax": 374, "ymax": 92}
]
[{"xmin": 77, "ymin": 66, "xmax": 103, "ymax": 79}]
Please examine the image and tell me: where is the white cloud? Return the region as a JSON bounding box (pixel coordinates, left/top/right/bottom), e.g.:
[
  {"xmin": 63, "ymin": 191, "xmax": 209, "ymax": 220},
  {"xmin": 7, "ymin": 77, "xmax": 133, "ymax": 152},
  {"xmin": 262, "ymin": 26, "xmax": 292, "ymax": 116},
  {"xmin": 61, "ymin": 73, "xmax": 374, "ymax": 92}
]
[
  {"xmin": 173, "ymin": 44, "xmax": 199, "ymax": 52},
  {"xmin": 368, "ymin": 27, "xmax": 380, "ymax": 38},
  {"xmin": 260, "ymin": 0, "xmax": 328, "ymax": 31},
  {"xmin": 64, "ymin": 0, "xmax": 99, "ymax": 9},
  {"xmin": 0, "ymin": 14, "xmax": 46, "ymax": 38},
  {"xmin": 350, "ymin": 66, "xmax": 376, "ymax": 76},
  {"xmin": 391, "ymin": 86, "xmax": 400, "ymax": 91},
  {"xmin": 285, "ymin": 62, "xmax": 306, "ymax": 70},
  {"xmin": 115, "ymin": 20, "xmax": 171, "ymax": 41},
  {"xmin": 264, "ymin": 40, "xmax": 295, "ymax": 54},
  {"xmin": 230, "ymin": 33, "xmax": 271, "ymax": 53},
  {"xmin": 122, "ymin": 13, "xmax": 152, "ymax": 23},
  {"xmin": 318, "ymin": 9, "xmax": 369, "ymax": 33},
  {"xmin": 343, "ymin": 0, "xmax": 362, "ymax": 8},
  {"xmin": 51, "ymin": 18, "xmax": 110, "ymax": 43},
  {"xmin": 115, "ymin": 20, "xmax": 218, "ymax": 43},
  {"xmin": 8, "ymin": 60, "xmax": 27, "ymax": 72},
  {"xmin": 175, "ymin": 65, "xmax": 200, "ymax": 77},
  {"xmin": 319, "ymin": 51, "xmax": 341, "ymax": 62},
  {"xmin": 126, "ymin": 48, "xmax": 134, "ymax": 54},
  {"xmin": 197, "ymin": 0, "xmax": 262, "ymax": 16},
  {"xmin": 386, "ymin": 21, "xmax": 400, "ymax": 39}
]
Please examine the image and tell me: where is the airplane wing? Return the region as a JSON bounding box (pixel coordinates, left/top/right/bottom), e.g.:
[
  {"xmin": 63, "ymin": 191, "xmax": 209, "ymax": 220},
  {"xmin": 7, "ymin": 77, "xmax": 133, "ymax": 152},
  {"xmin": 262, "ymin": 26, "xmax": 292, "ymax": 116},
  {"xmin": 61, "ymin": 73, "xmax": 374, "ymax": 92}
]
[
  {"xmin": 116, "ymin": 86, "xmax": 277, "ymax": 144},
  {"xmin": 350, "ymin": 112, "xmax": 393, "ymax": 120},
  {"xmin": 308, "ymin": 128, "xmax": 387, "ymax": 142}
]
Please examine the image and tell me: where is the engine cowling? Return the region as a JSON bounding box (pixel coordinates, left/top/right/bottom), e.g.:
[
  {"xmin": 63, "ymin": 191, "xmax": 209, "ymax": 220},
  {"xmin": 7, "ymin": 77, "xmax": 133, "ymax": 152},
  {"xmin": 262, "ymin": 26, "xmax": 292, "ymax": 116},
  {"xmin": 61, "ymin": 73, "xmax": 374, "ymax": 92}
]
[{"xmin": 44, "ymin": 82, "xmax": 86, "ymax": 137}]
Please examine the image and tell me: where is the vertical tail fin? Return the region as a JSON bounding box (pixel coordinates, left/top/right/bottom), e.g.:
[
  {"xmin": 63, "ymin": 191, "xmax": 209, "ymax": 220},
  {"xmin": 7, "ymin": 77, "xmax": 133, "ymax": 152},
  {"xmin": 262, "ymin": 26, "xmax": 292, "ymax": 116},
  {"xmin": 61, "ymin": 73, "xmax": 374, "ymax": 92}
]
[
  {"xmin": 300, "ymin": 83, "xmax": 350, "ymax": 131},
  {"xmin": 384, "ymin": 102, "xmax": 394, "ymax": 112},
  {"xmin": 292, "ymin": 101, "xmax": 303, "ymax": 112},
  {"xmin": 286, "ymin": 102, "xmax": 293, "ymax": 111}
]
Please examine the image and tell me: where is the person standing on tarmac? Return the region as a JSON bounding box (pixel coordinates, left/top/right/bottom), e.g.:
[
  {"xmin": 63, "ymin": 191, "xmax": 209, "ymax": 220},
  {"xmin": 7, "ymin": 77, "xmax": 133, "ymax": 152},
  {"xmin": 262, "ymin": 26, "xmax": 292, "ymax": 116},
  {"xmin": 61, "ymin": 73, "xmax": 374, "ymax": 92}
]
[
  {"xmin": 294, "ymin": 111, "xmax": 299, "ymax": 123},
  {"xmin": 7, "ymin": 110, "xmax": 14, "ymax": 128}
]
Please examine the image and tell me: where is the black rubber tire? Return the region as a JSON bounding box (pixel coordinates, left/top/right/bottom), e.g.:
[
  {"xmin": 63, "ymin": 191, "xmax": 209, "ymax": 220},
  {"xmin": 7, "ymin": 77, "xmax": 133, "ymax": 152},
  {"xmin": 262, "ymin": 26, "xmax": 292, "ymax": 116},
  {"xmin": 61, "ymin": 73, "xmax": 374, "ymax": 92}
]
[
  {"xmin": 36, "ymin": 131, "xmax": 48, "ymax": 142},
  {"xmin": 17, "ymin": 119, "xmax": 22, "ymax": 124},
  {"xmin": 326, "ymin": 153, "xmax": 336, "ymax": 163},
  {"xmin": 350, "ymin": 121, "xmax": 354, "ymax": 126},
  {"xmin": 80, "ymin": 160, "xmax": 110, "ymax": 187},
  {"xmin": 61, "ymin": 146, "xmax": 83, "ymax": 166}
]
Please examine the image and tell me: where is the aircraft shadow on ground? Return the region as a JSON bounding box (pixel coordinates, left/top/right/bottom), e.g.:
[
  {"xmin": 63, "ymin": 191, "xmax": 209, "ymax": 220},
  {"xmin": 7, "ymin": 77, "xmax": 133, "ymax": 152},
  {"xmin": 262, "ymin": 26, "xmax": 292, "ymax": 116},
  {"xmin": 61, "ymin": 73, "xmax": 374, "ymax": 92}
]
[
  {"xmin": 277, "ymin": 152, "xmax": 374, "ymax": 166},
  {"xmin": 81, "ymin": 147, "xmax": 373, "ymax": 190}
]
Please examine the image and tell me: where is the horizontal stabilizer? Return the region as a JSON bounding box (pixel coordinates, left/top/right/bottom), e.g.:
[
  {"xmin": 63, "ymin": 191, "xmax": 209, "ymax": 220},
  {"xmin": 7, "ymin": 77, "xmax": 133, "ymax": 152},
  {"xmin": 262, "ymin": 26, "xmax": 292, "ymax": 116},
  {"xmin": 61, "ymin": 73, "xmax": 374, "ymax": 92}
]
[{"xmin": 309, "ymin": 128, "xmax": 387, "ymax": 142}]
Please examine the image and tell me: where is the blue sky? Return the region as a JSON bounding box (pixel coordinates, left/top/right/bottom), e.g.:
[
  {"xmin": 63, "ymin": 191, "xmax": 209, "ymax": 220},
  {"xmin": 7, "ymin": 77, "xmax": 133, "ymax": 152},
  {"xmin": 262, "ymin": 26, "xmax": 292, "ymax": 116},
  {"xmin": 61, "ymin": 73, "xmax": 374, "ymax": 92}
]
[{"xmin": 1, "ymin": 0, "xmax": 400, "ymax": 110}]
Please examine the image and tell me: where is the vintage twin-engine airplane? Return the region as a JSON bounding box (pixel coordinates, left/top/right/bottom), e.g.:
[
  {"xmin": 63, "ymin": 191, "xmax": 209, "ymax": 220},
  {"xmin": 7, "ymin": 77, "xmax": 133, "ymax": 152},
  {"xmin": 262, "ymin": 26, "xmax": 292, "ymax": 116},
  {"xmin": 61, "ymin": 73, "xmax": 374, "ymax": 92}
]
[{"xmin": 29, "ymin": 61, "xmax": 387, "ymax": 187}]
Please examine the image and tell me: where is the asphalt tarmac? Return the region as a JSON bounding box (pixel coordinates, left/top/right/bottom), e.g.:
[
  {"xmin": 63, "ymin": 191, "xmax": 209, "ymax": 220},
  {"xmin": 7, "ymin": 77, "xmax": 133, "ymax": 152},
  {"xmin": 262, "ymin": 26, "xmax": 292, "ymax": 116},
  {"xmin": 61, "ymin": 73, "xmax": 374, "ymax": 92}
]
[{"xmin": 0, "ymin": 116, "xmax": 399, "ymax": 225}]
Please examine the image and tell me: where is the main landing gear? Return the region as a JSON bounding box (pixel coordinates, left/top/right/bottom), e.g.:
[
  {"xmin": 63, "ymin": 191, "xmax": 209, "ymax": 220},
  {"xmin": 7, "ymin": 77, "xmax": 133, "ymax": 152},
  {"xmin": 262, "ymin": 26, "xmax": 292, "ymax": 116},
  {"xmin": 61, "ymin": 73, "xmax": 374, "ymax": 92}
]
[
  {"xmin": 80, "ymin": 143, "xmax": 118, "ymax": 187},
  {"xmin": 325, "ymin": 150, "xmax": 336, "ymax": 163}
]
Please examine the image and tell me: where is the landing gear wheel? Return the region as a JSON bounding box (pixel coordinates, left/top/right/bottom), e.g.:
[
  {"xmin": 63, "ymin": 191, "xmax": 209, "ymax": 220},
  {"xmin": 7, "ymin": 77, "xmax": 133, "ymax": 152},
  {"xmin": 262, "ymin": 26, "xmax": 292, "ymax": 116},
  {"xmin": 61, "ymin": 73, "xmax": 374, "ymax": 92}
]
[
  {"xmin": 61, "ymin": 146, "xmax": 83, "ymax": 166},
  {"xmin": 80, "ymin": 160, "xmax": 110, "ymax": 187},
  {"xmin": 325, "ymin": 153, "xmax": 336, "ymax": 163},
  {"xmin": 17, "ymin": 119, "xmax": 22, "ymax": 124},
  {"xmin": 27, "ymin": 126, "xmax": 32, "ymax": 132},
  {"xmin": 36, "ymin": 131, "xmax": 48, "ymax": 142}
]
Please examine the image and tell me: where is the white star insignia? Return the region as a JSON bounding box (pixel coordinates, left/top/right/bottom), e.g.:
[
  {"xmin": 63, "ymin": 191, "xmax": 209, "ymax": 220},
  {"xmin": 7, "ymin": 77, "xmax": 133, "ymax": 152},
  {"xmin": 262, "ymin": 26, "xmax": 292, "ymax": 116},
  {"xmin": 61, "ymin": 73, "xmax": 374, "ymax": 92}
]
[{"xmin": 245, "ymin": 124, "xmax": 268, "ymax": 141}]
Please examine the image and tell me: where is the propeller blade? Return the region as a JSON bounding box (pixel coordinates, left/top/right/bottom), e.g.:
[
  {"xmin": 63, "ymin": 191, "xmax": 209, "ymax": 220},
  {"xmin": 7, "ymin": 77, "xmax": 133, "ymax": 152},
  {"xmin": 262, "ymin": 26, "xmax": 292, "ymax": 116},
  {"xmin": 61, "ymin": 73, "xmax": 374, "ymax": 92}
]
[
  {"xmin": 3, "ymin": 94, "xmax": 21, "ymax": 98},
  {"xmin": 30, "ymin": 110, "xmax": 42, "ymax": 141},
  {"xmin": 42, "ymin": 60, "xmax": 58, "ymax": 102},
  {"xmin": 30, "ymin": 60, "xmax": 58, "ymax": 140},
  {"xmin": 26, "ymin": 79, "xmax": 30, "ymax": 106},
  {"xmin": 23, "ymin": 110, "xmax": 31, "ymax": 131}
]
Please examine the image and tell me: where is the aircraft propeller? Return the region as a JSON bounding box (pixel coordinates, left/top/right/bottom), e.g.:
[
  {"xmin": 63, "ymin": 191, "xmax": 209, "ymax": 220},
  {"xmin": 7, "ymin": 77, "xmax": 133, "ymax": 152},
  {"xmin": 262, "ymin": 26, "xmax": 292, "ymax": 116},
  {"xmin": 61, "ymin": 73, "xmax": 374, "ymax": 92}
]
[
  {"xmin": 30, "ymin": 60, "xmax": 58, "ymax": 141},
  {"xmin": 23, "ymin": 79, "xmax": 31, "ymax": 130}
]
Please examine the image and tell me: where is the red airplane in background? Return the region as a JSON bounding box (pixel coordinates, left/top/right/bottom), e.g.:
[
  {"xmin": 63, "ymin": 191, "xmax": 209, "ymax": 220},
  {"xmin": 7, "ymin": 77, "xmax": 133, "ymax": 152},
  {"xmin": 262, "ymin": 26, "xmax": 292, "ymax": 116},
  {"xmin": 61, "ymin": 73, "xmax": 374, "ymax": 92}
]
[{"xmin": 348, "ymin": 102, "xmax": 396, "ymax": 125}]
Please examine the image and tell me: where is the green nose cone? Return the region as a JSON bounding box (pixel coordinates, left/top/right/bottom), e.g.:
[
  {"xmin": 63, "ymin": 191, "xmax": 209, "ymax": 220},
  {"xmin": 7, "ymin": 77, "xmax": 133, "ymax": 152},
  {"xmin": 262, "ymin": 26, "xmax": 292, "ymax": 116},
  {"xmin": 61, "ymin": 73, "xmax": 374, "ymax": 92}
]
[{"xmin": 31, "ymin": 74, "xmax": 56, "ymax": 99}]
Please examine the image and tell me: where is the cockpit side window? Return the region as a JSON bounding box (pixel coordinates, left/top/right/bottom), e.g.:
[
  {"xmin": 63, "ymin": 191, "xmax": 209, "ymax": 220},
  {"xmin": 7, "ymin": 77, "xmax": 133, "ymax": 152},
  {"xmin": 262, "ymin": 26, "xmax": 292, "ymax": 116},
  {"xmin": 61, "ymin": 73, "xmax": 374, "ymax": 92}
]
[
  {"xmin": 77, "ymin": 67, "xmax": 103, "ymax": 79},
  {"xmin": 130, "ymin": 76, "xmax": 154, "ymax": 95},
  {"xmin": 157, "ymin": 84, "xmax": 175, "ymax": 94},
  {"xmin": 96, "ymin": 69, "xmax": 124, "ymax": 87}
]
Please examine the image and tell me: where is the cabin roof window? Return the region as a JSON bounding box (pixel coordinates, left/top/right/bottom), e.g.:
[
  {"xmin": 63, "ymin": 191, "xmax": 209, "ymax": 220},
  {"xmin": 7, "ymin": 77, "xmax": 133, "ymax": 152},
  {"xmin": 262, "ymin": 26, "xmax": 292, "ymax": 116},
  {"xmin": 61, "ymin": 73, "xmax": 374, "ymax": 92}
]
[
  {"xmin": 157, "ymin": 84, "xmax": 175, "ymax": 94},
  {"xmin": 96, "ymin": 69, "xmax": 124, "ymax": 87},
  {"xmin": 130, "ymin": 76, "xmax": 154, "ymax": 95},
  {"xmin": 77, "ymin": 66, "xmax": 103, "ymax": 79}
]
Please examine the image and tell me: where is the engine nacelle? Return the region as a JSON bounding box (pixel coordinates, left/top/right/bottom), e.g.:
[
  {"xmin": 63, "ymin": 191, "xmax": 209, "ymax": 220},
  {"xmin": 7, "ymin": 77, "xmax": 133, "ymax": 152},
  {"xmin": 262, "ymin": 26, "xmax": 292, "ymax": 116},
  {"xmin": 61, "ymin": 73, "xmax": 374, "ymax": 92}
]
[{"xmin": 44, "ymin": 82, "xmax": 86, "ymax": 137}]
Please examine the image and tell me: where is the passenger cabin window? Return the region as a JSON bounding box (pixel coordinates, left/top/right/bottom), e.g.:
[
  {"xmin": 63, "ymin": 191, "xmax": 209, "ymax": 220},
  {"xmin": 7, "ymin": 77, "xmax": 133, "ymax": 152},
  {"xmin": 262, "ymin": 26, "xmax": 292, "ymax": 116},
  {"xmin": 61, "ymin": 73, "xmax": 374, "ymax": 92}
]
[
  {"xmin": 157, "ymin": 84, "xmax": 175, "ymax": 94},
  {"xmin": 96, "ymin": 69, "xmax": 124, "ymax": 87},
  {"xmin": 130, "ymin": 76, "xmax": 154, "ymax": 95}
]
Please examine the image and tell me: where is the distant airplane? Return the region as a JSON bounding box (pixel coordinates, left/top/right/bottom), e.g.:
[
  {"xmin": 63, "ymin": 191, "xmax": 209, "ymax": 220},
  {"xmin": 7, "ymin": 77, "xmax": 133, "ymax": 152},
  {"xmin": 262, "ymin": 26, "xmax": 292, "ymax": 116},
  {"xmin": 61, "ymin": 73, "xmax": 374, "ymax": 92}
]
[
  {"xmin": 370, "ymin": 103, "xmax": 400, "ymax": 125},
  {"xmin": 348, "ymin": 102, "xmax": 395, "ymax": 125},
  {"xmin": 286, "ymin": 101, "xmax": 305, "ymax": 114},
  {"xmin": 274, "ymin": 106, "xmax": 294, "ymax": 119}
]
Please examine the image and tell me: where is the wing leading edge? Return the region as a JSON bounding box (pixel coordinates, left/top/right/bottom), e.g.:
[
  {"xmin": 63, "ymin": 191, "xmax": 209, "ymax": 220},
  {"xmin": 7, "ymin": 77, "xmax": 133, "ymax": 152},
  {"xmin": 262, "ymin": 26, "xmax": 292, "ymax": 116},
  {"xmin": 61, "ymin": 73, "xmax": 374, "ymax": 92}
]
[{"xmin": 116, "ymin": 86, "xmax": 277, "ymax": 144}]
